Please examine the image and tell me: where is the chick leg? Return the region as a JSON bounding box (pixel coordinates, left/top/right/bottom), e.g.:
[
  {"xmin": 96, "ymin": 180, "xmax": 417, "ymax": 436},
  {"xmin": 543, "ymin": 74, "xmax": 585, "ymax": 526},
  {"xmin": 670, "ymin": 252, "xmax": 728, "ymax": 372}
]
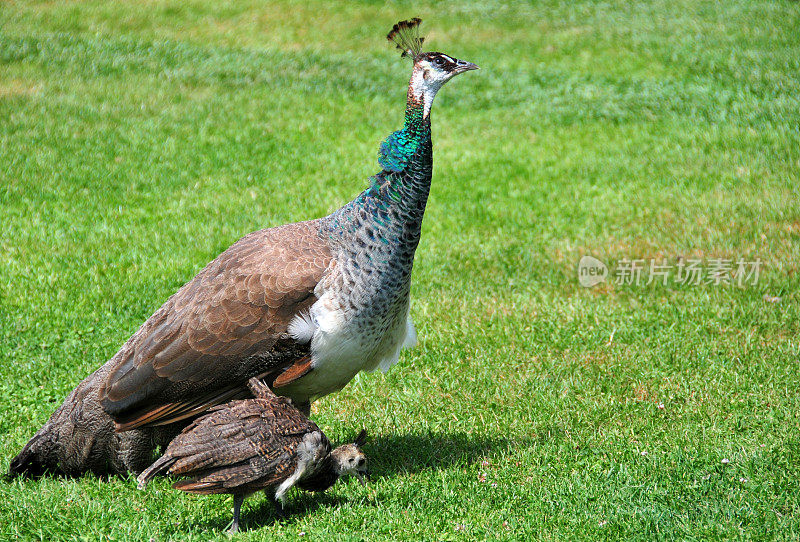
[
  {"xmin": 230, "ymin": 494, "xmax": 244, "ymax": 533},
  {"xmin": 274, "ymin": 497, "xmax": 285, "ymax": 519}
]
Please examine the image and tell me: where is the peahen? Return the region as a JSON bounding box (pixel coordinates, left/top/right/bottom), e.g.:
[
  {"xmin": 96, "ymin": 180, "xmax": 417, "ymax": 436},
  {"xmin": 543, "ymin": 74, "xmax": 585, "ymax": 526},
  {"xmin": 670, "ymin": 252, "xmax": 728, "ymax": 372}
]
[
  {"xmin": 9, "ymin": 18, "xmax": 478, "ymax": 478},
  {"xmin": 137, "ymin": 378, "xmax": 368, "ymax": 533}
]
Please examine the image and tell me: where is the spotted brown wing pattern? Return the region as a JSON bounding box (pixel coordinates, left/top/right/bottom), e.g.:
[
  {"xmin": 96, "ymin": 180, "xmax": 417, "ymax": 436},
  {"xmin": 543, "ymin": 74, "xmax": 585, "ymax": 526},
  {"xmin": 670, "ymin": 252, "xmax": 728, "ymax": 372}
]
[
  {"xmin": 137, "ymin": 387, "xmax": 325, "ymax": 495},
  {"xmin": 167, "ymin": 395, "xmax": 320, "ymax": 494}
]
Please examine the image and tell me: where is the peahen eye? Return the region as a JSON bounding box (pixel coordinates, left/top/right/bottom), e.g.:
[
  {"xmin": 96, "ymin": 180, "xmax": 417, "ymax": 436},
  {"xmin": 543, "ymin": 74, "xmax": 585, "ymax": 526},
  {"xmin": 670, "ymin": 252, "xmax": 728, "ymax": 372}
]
[{"xmin": 434, "ymin": 57, "xmax": 444, "ymax": 66}]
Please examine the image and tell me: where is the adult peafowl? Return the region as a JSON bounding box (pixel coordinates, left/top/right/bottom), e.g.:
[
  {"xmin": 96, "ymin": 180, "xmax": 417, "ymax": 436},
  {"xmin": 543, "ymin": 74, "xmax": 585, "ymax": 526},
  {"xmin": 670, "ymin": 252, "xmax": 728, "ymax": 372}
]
[{"xmin": 10, "ymin": 18, "xmax": 478, "ymax": 477}]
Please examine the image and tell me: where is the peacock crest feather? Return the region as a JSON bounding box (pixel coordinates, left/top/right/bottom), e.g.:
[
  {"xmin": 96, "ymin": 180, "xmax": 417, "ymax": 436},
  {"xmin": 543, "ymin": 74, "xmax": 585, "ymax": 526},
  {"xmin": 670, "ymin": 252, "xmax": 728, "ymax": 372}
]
[{"xmin": 387, "ymin": 18, "xmax": 425, "ymax": 59}]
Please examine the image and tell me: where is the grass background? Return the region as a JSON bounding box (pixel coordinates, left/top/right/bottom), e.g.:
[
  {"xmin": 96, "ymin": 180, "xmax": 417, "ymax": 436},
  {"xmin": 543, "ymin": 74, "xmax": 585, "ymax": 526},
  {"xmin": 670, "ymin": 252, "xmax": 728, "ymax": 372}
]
[{"xmin": 1, "ymin": 0, "xmax": 799, "ymax": 539}]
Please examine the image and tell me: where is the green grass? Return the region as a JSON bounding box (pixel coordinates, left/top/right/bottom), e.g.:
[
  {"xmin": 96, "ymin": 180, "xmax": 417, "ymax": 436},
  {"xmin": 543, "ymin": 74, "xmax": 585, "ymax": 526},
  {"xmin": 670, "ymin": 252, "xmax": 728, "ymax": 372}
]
[{"xmin": 2, "ymin": 0, "xmax": 799, "ymax": 539}]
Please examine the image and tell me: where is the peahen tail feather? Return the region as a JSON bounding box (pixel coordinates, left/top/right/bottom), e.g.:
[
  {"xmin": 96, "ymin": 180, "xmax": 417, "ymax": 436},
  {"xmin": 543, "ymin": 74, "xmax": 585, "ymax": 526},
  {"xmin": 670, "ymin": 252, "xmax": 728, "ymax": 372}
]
[
  {"xmin": 8, "ymin": 369, "xmax": 124, "ymax": 478},
  {"xmin": 8, "ymin": 432, "xmax": 52, "ymax": 478}
]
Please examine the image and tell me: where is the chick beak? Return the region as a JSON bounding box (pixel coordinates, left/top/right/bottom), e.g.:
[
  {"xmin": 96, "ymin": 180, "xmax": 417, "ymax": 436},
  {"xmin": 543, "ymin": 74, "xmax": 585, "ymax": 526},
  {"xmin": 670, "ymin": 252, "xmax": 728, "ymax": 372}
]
[{"xmin": 357, "ymin": 470, "xmax": 370, "ymax": 485}]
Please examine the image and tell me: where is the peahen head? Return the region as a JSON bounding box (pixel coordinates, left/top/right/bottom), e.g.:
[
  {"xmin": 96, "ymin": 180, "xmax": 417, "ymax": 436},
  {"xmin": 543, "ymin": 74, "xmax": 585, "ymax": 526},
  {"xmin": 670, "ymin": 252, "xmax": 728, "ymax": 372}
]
[{"xmin": 388, "ymin": 18, "xmax": 478, "ymax": 117}]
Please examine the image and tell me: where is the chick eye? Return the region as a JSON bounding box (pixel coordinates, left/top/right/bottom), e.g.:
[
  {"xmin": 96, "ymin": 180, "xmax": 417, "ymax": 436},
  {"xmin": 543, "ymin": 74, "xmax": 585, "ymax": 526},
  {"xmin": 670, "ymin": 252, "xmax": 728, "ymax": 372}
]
[{"xmin": 358, "ymin": 458, "xmax": 366, "ymax": 467}]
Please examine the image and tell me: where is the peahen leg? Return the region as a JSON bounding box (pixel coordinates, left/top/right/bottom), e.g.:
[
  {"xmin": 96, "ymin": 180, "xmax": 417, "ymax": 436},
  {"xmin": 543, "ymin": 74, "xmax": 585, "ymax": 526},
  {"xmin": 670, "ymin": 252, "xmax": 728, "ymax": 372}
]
[{"xmin": 296, "ymin": 401, "xmax": 311, "ymax": 417}]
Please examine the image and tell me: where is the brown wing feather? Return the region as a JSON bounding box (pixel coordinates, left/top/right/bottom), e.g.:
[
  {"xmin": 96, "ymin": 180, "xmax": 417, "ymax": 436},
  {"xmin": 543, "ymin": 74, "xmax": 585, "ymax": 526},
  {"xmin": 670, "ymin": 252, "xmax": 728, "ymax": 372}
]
[
  {"xmin": 114, "ymin": 380, "xmax": 251, "ymax": 431},
  {"xmin": 98, "ymin": 220, "xmax": 331, "ymax": 430},
  {"xmin": 156, "ymin": 397, "xmax": 318, "ymax": 495}
]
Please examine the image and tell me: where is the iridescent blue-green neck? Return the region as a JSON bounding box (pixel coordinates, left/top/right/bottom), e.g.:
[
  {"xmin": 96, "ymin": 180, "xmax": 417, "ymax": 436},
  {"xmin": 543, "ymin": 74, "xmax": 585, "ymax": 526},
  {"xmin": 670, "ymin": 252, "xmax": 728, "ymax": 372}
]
[
  {"xmin": 326, "ymin": 95, "xmax": 433, "ymax": 266},
  {"xmin": 377, "ymin": 97, "xmax": 430, "ymax": 174},
  {"xmin": 359, "ymin": 96, "xmax": 432, "ymax": 229}
]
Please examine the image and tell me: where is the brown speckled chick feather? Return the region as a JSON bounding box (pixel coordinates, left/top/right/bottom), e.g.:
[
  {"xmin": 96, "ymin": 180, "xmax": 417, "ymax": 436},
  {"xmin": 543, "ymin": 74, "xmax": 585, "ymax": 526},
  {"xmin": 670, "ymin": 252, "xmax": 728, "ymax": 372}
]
[
  {"xmin": 137, "ymin": 378, "xmax": 368, "ymax": 532},
  {"xmin": 137, "ymin": 377, "xmax": 321, "ymax": 494}
]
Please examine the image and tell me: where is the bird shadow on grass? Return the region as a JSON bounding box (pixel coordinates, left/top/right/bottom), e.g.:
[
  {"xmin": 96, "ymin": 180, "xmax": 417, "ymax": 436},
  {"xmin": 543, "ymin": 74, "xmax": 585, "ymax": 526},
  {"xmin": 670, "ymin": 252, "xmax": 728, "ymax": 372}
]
[
  {"xmin": 187, "ymin": 432, "xmax": 516, "ymax": 532},
  {"xmin": 363, "ymin": 431, "xmax": 517, "ymax": 479},
  {"xmin": 189, "ymin": 493, "xmax": 348, "ymax": 532}
]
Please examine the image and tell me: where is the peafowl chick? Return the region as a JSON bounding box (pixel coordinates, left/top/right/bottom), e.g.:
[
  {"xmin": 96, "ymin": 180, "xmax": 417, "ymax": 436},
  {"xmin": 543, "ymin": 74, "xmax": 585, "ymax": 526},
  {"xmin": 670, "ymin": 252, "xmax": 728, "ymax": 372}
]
[
  {"xmin": 137, "ymin": 378, "xmax": 368, "ymax": 533},
  {"xmin": 11, "ymin": 18, "xmax": 477, "ymax": 478}
]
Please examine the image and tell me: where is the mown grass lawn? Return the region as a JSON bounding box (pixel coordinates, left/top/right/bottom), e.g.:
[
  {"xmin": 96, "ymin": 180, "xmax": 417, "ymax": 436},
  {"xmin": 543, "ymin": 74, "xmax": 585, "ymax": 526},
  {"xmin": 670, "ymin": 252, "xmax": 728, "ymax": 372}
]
[{"xmin": 1, "ymin": 1, "xmax": 799, "ymax": 540}]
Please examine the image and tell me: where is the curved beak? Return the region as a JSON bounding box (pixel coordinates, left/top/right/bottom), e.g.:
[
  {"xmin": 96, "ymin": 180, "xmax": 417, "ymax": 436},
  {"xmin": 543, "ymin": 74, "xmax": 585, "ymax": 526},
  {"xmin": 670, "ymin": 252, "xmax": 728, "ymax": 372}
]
[{"xmin": 455, "ymin": 60, "xmax": 479, "ymax": 74}]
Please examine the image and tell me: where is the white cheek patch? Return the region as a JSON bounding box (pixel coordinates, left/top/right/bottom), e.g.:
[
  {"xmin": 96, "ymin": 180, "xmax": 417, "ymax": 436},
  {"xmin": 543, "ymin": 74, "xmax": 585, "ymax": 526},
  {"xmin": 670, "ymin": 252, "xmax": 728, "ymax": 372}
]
[{"xmin": 410, "ymin": 62, "xmax": 449, "ymax": 118}]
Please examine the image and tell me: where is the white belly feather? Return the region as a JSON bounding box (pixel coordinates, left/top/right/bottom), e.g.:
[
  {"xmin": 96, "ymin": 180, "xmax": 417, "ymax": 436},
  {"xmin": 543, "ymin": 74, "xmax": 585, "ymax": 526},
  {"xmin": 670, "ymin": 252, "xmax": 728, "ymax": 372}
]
[{"xmin": 282, "ymin": 291, "xmax": 417, "ymax": 403}]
